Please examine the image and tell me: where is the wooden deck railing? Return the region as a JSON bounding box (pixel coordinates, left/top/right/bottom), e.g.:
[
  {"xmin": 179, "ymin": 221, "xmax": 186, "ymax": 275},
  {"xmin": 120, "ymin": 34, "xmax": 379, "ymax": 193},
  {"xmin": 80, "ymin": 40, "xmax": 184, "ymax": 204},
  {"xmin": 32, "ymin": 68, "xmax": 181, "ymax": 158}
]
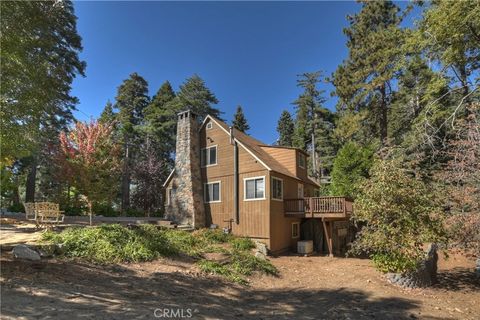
[{"xmin": 284, "ymin": 196, "xmax": 353, "ymax": 217}]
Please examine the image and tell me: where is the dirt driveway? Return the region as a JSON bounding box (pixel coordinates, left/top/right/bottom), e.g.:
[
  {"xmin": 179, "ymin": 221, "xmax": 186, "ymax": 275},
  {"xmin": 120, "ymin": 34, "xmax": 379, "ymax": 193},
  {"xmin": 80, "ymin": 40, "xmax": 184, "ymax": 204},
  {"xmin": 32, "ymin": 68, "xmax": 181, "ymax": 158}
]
[{"xmin": 1, "ymin": 251, "xmax": 478, "ymax": 320}]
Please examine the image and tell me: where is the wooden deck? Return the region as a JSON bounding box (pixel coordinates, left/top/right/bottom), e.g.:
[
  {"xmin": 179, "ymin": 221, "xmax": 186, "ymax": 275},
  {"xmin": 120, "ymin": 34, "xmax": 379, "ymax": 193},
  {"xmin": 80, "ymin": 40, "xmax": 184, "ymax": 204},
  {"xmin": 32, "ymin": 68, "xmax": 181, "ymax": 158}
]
[{"xmin": 284, "ymin": 196, "xmax": 353, "ymax": 219}]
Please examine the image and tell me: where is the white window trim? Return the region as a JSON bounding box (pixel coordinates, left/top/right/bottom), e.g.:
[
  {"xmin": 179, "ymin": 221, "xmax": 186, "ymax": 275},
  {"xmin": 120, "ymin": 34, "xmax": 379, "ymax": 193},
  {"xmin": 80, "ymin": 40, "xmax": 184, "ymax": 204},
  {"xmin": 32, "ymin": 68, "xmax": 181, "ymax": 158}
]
[
  {"xmin": 201, "ymin": 145, "xmax": 218, "ymax": 168},
  {"xmin": 298, "ymin": 153, "xmax": 306, "ymax": 169},
  {"xmin": 271, "ymin": 176, "xmax": 283, "ymax": 201},
  {"xmin": 206, "ymin": 122, "xmax": 213, "ymax": 129},
  {"xmin": 243, "ymin": 176, "xmax": 266, "ymax": 201},
  {"xmin": 204, "ymin": 181, "xmax": 221, "ymax": 203},
  {"xmin": 292, "ymin": 222, "xmax": 300, "ymax": 239}
]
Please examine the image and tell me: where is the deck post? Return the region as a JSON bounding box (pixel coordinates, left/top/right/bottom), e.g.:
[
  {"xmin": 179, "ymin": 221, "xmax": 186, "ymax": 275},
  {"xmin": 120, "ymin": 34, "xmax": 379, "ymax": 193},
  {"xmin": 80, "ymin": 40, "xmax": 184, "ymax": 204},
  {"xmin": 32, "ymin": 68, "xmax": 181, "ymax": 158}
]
[
  {"xmin": 309, "ymin": 197, "xmax": 313, "ymax": 217},
  {"xmin": 322, "ymin": 219, "xmax": 333, "ymax": 257}
]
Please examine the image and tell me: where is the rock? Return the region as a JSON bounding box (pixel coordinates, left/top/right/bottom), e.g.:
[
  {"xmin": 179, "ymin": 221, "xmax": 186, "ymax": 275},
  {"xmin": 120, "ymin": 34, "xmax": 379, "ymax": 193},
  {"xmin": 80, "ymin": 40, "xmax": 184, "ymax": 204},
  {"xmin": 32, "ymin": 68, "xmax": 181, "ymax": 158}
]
[
  {"xmin": 255, "ymin": 251, "xmax": 267, "ymax": 260},
  {"xmin": 254, "ymin": 241, "xmax": 268, "ymax": 256},
  {"xmin": 386, "ymin": 244, "xmax": 438, "ymax": 289},
  {"xmin": 12, "ymin": 244, "xmax": 41, "ymax": 261}
]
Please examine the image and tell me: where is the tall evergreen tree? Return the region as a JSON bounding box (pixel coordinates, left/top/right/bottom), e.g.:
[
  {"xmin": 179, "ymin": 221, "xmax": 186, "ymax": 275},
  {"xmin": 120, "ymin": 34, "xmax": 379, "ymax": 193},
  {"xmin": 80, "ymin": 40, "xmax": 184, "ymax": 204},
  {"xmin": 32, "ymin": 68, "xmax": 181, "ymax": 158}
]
[
  {"xmin": 144, "ymin": 81, "xmax": 177, "ymax": 158},
  {"xmin": 332, "ymin": 0, "xmax": 404, "ymax": 147},
  {"xmin": 276, "ymin": 110, "xmax": 295, "ymax": 147},
  {"xmin": 1, "ymin": 0, "xmax": 85, "ymax": 204},
  {"xmin": 292, "ymin": 71, "xmax": 334, "ymax": 177},
  {"xmin": 99, "ymin": 101, "xmax": 116, "ymax": 124},
  {"xmin": 232, "ymin": 105, "xmax": 250, "ymax": 133},
  {"xmin": 114, "ymin": 73, "xmax": 150, "ymax": 211},
  {"xmin": 172, "ymin": 74, "xmax": 222, "ymax": 119},
  {"xmin": 1, "ymin": 0, "xmax": 85, "ymax": 164}
]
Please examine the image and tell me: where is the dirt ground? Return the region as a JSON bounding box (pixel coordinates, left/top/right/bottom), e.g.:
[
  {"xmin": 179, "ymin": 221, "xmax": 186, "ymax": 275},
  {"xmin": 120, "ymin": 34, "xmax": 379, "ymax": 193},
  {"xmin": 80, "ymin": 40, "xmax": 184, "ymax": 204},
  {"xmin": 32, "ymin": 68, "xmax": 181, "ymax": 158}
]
[{"xmin": 1, "ymin": 250, "xmax": 478, "ymax": 320}]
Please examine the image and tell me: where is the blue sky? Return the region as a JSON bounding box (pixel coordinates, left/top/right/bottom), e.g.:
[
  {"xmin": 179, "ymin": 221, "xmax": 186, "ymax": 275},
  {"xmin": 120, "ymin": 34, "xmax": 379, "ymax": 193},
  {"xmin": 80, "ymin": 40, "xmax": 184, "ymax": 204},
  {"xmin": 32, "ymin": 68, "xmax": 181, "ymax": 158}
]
[{"xmin": 71, "ymin": 1, "xmax": 416, "ymax": 144}]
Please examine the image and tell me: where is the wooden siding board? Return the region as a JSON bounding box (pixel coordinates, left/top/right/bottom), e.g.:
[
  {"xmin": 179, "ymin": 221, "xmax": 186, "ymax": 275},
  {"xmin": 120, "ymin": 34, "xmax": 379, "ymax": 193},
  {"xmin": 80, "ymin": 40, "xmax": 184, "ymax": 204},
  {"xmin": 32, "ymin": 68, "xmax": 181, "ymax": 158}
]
[{"xmin": 200, "ymin": 120, "xmax": 270, "ymax": 240}]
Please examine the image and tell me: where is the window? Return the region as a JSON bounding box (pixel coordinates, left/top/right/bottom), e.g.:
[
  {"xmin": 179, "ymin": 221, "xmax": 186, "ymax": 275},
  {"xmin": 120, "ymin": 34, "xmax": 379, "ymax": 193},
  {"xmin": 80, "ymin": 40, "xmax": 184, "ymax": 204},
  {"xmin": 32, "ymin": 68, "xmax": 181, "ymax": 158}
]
[
  {"xmin": 201, "ymin": 146, "xmax": 217, "ymax": 167},
  {"xmin": 292, "ymin": 222, "xmax": 299, "ymax": 239},
  {"xmin": 271, "ymin": 177, "xmax": 283, "ymax": 200},
  {"xmin": 244, "ymin": 176, "xmax": 265, "ymax": 200},
  {"xmin": 206, "ymin": 122, "xmax": 213, "ymax": 129},
  {"xmin": 298, "ymin": 153, "xmax": 306, "ymax": 169},
  {"xmin": 204, "ymin": 182, "xmax": 221, "ymax": 203}
]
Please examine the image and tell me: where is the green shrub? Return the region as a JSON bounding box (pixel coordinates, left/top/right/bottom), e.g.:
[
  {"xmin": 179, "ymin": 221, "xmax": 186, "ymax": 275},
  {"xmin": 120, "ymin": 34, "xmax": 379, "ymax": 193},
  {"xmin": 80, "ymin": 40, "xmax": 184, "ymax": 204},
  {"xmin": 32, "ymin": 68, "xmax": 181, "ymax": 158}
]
[
  {"xmin": 93, "ymin": 203, "xmax": 118, "ymax": 217},
  {"xmin": 349, "ymin": 159, "xmax": 447, "ymax": 273},
  {"xmin": 42, "ymin": 224, "xmax": 277, "ymax": 284},
  {"xmin": 229, "ymin": 237, "xmax": 255, "ymax": 251},
  {"xmin": 372, "ymin": 252, "xmax": 419, "ymax": 273},
  {"xmin": 8, "ymin": 203, "xmax": 25, "ymax": 213},
  {"xmin": 63, "ymin": 205, "xmax": 84, "ymax": 216},
  {"xmin": 330, "ymin": 142, "xmax": 374, "ymax": 199},
  {"xmin": 194, "ymin": 228, "xmax": 233, "ymax": 243},
  {"xmin": 123, "ymin": 208, "xmax": 145, "ymax": 217},
  {"xmin": 197, "ymin": 250, "xmax": 277, "ymax": 284},
  {"xmin": 42, "ymin": 224, "xmax": 177, "ymax": 263}
]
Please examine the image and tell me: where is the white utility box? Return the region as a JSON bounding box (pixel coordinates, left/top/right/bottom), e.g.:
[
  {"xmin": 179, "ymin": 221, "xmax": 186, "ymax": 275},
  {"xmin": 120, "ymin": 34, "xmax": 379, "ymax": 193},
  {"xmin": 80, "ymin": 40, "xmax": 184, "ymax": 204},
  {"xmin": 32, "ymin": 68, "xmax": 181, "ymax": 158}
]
[{"xmin": 297, "ymin": 240, "xmax": 314, "ymax": 254}]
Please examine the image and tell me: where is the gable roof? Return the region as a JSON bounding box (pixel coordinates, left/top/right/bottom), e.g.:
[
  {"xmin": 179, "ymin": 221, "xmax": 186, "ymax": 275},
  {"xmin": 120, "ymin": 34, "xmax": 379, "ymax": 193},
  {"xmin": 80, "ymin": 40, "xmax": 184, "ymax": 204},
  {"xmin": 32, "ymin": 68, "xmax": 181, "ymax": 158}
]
[{"xmin": 203, "ymin": 115, "xmax": 320, "ymax": 187}]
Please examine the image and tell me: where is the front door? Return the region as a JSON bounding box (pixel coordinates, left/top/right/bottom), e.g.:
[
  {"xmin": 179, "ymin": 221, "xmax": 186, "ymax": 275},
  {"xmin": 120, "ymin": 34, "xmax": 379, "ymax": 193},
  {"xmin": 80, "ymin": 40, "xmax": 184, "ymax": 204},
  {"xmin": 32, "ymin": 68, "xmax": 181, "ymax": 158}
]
[{"xmin": 298, "ymin": 183, "xmax": 304, "ymax": 211}]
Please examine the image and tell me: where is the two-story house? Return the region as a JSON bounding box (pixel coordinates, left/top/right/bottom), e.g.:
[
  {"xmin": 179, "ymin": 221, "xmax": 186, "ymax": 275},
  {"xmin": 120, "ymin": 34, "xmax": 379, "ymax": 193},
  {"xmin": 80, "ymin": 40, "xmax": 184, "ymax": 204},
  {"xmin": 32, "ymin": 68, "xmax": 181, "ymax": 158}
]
[{"xmin": 163, "ymin": 110, "xmax": 352, "ymax": 254}]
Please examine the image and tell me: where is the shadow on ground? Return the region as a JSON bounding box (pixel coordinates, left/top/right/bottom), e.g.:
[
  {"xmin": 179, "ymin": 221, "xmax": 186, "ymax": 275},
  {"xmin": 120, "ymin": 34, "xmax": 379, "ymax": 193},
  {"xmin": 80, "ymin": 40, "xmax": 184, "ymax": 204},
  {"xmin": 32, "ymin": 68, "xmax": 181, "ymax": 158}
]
[
  {"xmin": 435, "ymin": 267, "xmax": 480, "ymax": 292},
  {"xmin": 0, "ymin": 257, "xmax": 452, "ymax": 320}
]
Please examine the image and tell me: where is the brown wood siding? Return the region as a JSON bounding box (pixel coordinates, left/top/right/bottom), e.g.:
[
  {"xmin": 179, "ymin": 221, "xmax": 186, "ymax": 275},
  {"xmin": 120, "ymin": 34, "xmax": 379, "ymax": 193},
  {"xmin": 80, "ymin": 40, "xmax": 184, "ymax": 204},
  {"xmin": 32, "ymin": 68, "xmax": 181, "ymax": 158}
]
[
  {"xmin": 261, "ymin": 147, "xmax": 310, "ymax": 182},
  {"xmin": 261, "ymin": 147, "xmax": 296, "ymax": 176},
  {"xmin": 295, "ymin": 150, "xmax": 309, "ymax": 181},
  {"xmin": 268, "ymin": 172, "xmax": 317, "ymax": 252},
  {"xmin": 200, "ymin": 120, "xmax": 270, "ymax": 241}
]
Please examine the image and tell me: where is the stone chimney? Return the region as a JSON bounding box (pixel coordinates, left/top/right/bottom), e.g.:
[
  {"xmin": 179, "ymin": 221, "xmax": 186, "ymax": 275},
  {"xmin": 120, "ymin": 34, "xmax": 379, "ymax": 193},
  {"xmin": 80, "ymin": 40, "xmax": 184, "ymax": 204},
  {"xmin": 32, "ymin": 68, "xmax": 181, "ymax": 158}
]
[{"xmin": 166, "ymin": 110, "xmax": 205, "ymax": 228}]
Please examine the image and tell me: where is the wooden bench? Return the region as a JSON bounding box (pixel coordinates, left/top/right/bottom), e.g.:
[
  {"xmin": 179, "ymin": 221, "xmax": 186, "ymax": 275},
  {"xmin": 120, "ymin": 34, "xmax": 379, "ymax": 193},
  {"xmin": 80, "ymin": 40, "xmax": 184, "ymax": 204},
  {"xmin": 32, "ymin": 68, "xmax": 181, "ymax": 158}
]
[
  {"xmin": 24, "ymin": 202, "xmax": 37, "ymax": 221},
  {"xmin": 23, "ymin": 202, "xmax": 65, "ymax": 225}
]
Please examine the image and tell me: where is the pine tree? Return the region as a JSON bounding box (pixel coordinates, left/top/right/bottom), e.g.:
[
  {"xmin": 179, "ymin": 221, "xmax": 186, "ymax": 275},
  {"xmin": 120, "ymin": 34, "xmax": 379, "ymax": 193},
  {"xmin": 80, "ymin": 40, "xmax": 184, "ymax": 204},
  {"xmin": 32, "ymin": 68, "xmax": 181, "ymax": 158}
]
[
  {"xmin": 1, "ymin": 0, "xmax": 85, "ymax": 163},
  {"xmin": 330, "ymin": 142, "xmax": 374, "ymax": 198},
  {"xmin": 276, "ymin": 110, "xmax": 294, "ymax": 146},
  {"xmin": 172, "ymin": 74, "xmax": 222, "ymax": 119},
  {"xmin": 332, "ymin": 0, "xmax": 404, "ymax": 147},
  {"xmin": 232, "ymin": 105, "xmax": 250, "ymax": 133},
  {"xmin": 144, "ymin": 81, "xmax": 177, "ymax": 158},
  {"xmin": 114, "ymin": 73, "xmax": 150, "ymax": 212},
  {"xmin": 292, "ymin": 72, "xmax": 334, "ymax": 177},
  {"xmin": 99, "ymin": 101, "xmax": 116, "ymax": 124}
]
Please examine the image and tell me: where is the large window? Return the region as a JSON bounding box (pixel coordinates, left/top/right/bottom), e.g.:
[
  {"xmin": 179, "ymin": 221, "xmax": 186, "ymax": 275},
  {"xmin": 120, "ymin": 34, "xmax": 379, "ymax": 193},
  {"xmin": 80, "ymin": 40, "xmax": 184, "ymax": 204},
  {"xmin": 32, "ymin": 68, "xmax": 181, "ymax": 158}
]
[
  {"xmin": 204, "ymin": 181, "xmax": 221, "ymax": 203},
  {"xmin": 292, "ymin": 222, "xmax": 299, "ymax": 239},
  {"xmin": 244, "ymin": 176, "xmax": 265, "ymax": 200},
  {"xmin": 271, "ymin": 177, "xmax": 283, "ymax": 200},
  {"xmin": 201, "ymin": 146, "xmax": 217, "ymax": 167},
  {"xmin": 298, "ymin": 153, "xmax": 306, "ymax": 169}
]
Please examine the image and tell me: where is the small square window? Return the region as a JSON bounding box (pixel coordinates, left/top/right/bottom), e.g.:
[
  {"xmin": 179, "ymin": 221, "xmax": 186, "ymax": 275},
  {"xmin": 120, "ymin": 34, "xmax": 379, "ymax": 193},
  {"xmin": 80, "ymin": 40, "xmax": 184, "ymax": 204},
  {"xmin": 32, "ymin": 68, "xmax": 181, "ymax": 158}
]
[
  {"xmin": 201, "ymin": 146, "xmax": 217, "ymax": 167},
  {"xmin": 244, "ymin": 177, "xmax": 265, "ymax": 200},
  {"xmin": 298, "ymin": 153, "xmax": 306, "ymax": 169},
  {"xmin": 271, "ymin": 177, "xmax": 283, "ymax": 200},
  {"xmin": 204, "ymin": 182, "xmax": 221, "ymax": 203}
]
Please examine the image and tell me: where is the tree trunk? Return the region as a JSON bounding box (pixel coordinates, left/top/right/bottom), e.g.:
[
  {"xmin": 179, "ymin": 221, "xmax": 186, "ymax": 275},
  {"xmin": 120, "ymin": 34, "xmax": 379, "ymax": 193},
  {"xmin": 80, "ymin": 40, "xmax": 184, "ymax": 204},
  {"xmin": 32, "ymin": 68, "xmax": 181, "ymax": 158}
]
[
  {"xmin": 379, "ymin": 85, "xmax": 388, "ymax": 147},
  {"xmin": 12, "ymin": 185, "xmax": 20, "ymax": 207},
  {"xmin": 25, "ymin": 159, "xmax": 37, "ymax": 202},
  {"xmin": 121, "ymin": 141, "xmax": 130, "ymax": 214}
]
